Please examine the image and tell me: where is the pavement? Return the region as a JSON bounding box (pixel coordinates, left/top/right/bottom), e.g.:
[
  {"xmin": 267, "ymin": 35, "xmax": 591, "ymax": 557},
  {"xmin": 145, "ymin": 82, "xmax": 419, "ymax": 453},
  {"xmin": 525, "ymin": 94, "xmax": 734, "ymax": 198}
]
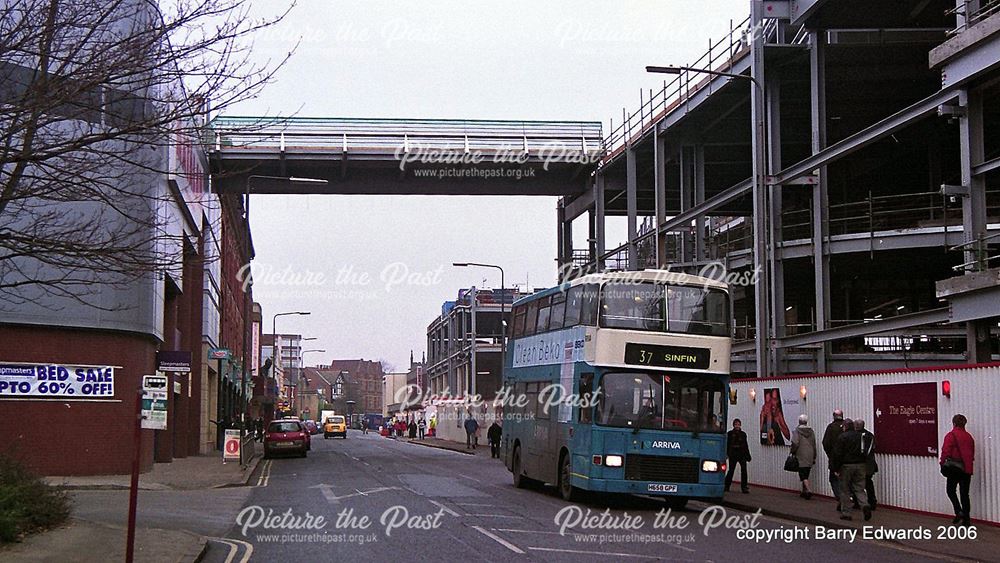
[
  {"xmin": 44, "ymin": 447, "xmax": 263, "ymax": 491},
  {"xmin": 720, "ymin": 483, "xmax": 1000, "ymax": 563},
  {"xmin": 1, "ymin": 448, "xmax": 263, "ymax": 563}
]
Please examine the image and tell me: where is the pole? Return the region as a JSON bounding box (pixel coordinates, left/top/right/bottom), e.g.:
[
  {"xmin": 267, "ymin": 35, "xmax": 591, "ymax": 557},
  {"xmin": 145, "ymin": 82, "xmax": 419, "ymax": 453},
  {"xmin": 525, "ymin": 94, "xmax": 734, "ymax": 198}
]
[
  {"xmin": 240, "ymin": 182, "xmax": 250, "ymax": 466},
  {"xmin": 125, "ymin": 388, "xmax": 142, "ymax": 563},
  {"xmin": 216, "ymin": 358, "xmax": 224, "ymax": 450}
]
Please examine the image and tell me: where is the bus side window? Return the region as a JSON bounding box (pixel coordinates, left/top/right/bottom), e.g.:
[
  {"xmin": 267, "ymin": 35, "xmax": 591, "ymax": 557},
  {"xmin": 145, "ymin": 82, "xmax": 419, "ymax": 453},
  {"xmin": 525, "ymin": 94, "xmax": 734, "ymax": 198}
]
[
  {"xmin": 533, "ymin": 381, "xmax": 550, "ymax": 420},
  {"xmin": 525, "ymin": 300, "xmax": 539, "ymax": 336},
  {"xmin": 564, "ymin": 286, "xmax": 582, "ymax": 326},
  {"xmin": 535, "ymin": 296, "xmax": 551, "ymax": 334},
  {"xmin": 580, "ymin": 284, "xmax": 599, "ymax": 326},
  {"xmin": 579, "ymin": 373, "xmax": 594, "ymax": 424},
  {"xmin": 549, "ymin": 292, "xmax": 566, "ymax": 331},
  {"xmin": 512, "ymin": 305, "xmax": 526, "ymax": 338}
]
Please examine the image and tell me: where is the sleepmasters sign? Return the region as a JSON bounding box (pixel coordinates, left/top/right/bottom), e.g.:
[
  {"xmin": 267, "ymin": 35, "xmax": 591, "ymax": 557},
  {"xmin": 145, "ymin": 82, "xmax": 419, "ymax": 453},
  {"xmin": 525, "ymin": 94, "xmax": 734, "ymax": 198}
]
[{"xmin": 0, "ymin": 363, "xmax": 115, "ymax": 399}]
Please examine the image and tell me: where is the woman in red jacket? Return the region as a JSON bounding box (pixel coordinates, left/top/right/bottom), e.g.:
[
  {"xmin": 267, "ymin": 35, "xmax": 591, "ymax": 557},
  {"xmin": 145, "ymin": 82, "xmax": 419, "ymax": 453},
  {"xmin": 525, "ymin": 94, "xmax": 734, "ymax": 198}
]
[{"xmin": 940, "ymin": 414, "xmax": 975, "ymax": 526}]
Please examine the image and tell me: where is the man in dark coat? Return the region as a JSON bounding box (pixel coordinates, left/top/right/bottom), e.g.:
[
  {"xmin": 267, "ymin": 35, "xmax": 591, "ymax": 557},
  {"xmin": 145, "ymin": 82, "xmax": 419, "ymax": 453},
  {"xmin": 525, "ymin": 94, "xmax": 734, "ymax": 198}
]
[
  {"xmin": 833, "ymin": 419, "xmax": 872, "ymax": 521},
  {"xmin": 464, "ymin": 415, "xmax": 480, "ymax": 449},
  {"xmin": 856, "ymin": 419, "xmax": 878, "ymax": 510},
  {"xmin": 487, "ymin": 421, "xmax": 503, "ymax": 458},
  {"xmin": 822, "ymin": 409, "xmax": 845, "ymax": 510},
  {"xmin": 724, "ymin": 418, "xmax": 751, "ymax": 493}
]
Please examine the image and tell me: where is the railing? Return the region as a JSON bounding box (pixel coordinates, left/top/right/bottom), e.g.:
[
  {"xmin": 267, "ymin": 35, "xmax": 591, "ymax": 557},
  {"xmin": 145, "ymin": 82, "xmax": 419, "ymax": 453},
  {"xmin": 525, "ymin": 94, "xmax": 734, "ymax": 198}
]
[
  {"xmin": 948, "ymin": 0, "xmax": 1000, "ymax": 35},
  {"xmin": 208, "ymin": 116, "xmax": 604, "ymax": 155},
  {"xmin": 603, "ymin": 15, "xmax": 779, "ymax": 158}
]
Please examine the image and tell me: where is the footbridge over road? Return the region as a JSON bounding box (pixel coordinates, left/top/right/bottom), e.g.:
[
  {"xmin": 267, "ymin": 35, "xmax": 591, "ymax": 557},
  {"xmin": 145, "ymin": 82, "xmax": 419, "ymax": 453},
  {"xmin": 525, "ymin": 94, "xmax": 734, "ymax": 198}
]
[{"xmin": 207, "ymin": 116, "xmax": 603, "ymax": 196}]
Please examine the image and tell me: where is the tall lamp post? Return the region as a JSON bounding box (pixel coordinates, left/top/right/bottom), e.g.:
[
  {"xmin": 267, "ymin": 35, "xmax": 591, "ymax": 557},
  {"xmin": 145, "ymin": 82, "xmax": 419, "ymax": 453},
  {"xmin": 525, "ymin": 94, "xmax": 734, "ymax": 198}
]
[
  {"xmin": 645, "ymin": 65, "xmax": 771, "ymax": 380},
  {"xmin": 453, "ymin": 262, "xmax": 506, "ymax": 393}
]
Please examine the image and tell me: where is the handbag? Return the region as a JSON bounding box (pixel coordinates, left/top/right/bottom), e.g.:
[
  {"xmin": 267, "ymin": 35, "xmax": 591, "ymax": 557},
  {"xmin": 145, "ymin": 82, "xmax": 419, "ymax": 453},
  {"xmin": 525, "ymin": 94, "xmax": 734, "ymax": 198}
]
[
  {"xmin": 940, "ymin": 432, "xmax": 966, "ymax": 478},
  {"xmin": 941, "ymin": 457, "xmax": 964, "ymax": 478},
  {"xmin": 784, "ymin": 453, "xmax": 800, "ymax": 472}
]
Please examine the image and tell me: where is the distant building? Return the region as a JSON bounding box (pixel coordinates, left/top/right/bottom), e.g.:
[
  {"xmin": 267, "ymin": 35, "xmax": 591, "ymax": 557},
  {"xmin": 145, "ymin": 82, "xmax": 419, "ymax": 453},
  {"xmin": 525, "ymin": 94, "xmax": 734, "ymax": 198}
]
[
  {"xmin": 425, "ymin": 287, "xmax": 522, "ymax": 401},
  {"xmin": 298, "ymin": 360, "xmax": 385, "ymax": 426}
]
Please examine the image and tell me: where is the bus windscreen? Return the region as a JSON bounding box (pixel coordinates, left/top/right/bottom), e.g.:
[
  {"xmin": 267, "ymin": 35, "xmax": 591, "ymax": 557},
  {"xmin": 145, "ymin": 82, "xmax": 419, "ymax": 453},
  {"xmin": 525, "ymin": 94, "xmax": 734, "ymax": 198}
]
[{"xmin": 595, "ymin": 372, "xmax": 725, "ymax": 433}]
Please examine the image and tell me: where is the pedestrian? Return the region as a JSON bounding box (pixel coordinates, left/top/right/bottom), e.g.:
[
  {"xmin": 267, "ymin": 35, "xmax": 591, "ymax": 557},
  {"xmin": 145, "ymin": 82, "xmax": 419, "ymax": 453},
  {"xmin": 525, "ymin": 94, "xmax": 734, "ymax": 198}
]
[
  {"xmin": 362, "ymin": 418, "xmax": 369, "ymax": 435},
  {"xmin": 856, "ymin": 419, "xmax": 878, "ymax": 510},
  {"xmin": 408, "ymin": 419, "xmax": 417, "ymax": 439},
  {"xmin": 940, "ymin": 413, "xmax": 975, "ymax": 526},
  {"xmin": 428, "ymin": 416, "xmax": 437, "ymax": 437},
  {"xmin": 832, "ymin": 419, "xmax": 872, "ymax": 521},
  {"xmin": 464, "ymin": 415, "xmax": 480, "ymax": 449},
  {"xmin": 822, "ymin": 409, "xmax": 845, "ymax": 511},
  {"xmin": 487, "ymin": 420, "xmax": 503, "ymax": 458},
  {"xmin": 790, "ymin": 414, "xmax": 817, "ymax": 499},
  {"xmin": 724, "ymin": 418, "xmax": 751, "ymax": 493},
  {"xmin": 255, "ymin": 417, "xmax": 264, "ymax": 442},
  {"xmin": 417, "ymin": 417, "xmax": 426, "ymax": 440}
]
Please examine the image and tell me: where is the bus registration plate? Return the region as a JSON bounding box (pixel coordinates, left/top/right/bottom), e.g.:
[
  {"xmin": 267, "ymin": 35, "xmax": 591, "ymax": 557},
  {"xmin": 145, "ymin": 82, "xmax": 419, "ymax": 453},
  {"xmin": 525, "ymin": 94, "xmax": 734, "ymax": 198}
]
[{"xmin": 647, "ymin": 483, "xmax": 678, "ymax": 493}]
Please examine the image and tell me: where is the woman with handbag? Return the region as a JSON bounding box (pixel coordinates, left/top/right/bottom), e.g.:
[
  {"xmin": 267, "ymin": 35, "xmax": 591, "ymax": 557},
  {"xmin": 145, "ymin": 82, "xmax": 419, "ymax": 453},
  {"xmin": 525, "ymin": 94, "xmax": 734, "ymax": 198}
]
[
  {"xmin": 940, "ymin": 414, "xmax": 975, "ymax": 526},
  {"xmin": 790, "ymin": 414, "xmax": 817, "ymax": 499}
]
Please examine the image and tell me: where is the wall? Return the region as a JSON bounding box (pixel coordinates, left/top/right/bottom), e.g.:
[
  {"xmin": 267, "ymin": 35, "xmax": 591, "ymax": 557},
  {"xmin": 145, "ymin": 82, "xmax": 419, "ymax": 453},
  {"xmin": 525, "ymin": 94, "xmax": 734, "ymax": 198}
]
[
  {"xmin": 0, "ymin": 325, "xmax": 156, "ymax": 475},
  {"xmin": 729, "ymin": 363, "xmax": 1000, "ymax": 524}
]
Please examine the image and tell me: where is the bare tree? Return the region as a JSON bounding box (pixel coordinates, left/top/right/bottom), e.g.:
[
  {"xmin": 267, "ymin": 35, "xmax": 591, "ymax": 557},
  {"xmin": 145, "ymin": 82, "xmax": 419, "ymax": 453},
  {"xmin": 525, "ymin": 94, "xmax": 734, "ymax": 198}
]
[{"xmin": 0, "ymin": 0, "xmax": 294, "ymax": 310}]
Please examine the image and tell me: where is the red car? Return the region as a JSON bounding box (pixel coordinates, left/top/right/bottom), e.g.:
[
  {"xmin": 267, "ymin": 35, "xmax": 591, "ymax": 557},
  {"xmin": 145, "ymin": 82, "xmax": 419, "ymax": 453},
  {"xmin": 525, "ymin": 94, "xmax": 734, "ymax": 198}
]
[
  {"xmin": 303, "ymin": 420, "xmax": 320, "ymax": 435},
  {"xmin": 264, "ymin": 420, "xmax": 309, "ymax": 458}
]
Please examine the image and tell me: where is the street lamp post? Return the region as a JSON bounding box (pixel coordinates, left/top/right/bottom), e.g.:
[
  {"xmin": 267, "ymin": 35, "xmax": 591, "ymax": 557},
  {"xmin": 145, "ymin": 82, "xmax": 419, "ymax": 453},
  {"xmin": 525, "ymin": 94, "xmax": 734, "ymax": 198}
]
[
  {"xmin": 646, "ymin": 65, "xmax": 771, "ymax": 380},
  {"xmin": 453, "ymin": 263, "xmax": 506, "ymax": 395}
]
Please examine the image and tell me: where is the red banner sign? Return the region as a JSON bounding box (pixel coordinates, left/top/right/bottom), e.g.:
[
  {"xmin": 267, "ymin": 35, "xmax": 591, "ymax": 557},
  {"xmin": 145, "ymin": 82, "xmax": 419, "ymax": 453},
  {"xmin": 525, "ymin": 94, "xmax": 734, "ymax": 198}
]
[{"xmin": 873, "ymin": 382, "xmax": 938, "ymax": 456}]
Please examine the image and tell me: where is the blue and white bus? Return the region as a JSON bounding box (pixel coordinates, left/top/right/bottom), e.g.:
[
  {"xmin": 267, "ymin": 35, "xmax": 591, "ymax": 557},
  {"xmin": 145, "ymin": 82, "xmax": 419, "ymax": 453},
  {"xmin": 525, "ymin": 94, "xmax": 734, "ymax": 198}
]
[{"xmin": 502, "ymin": 270, "xmax": 731, "ymax": 507}]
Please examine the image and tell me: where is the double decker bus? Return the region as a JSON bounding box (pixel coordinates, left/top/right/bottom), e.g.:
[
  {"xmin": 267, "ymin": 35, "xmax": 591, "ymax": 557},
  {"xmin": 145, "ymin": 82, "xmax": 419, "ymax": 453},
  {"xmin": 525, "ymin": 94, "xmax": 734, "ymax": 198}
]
[{"xmin": 502, "ymin": 270, "xmax": 731, "ymax": 507}]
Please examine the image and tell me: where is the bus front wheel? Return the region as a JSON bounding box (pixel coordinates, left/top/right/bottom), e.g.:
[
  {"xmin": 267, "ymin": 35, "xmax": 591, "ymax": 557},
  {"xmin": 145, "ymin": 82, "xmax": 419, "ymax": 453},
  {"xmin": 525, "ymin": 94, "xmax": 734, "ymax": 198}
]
[
  {"xmin": 558, "ymin": 453, "xmax": 585, "ymax": 502},
  {"xmin": 512, "ymin": 446, "xmax": 539, "ymax": 489}
]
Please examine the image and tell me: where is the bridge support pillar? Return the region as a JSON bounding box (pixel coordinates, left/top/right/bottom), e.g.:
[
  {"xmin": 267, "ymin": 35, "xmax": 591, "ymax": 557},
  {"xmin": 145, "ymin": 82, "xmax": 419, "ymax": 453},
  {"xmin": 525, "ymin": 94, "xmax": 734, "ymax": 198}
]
[
  {"xmin": 594, "ymin": 175, "xmax": 606, "ymax": 272},
  {"xmin": 654, "ymin": 131, "xmax": 667, "ymax": 267}
]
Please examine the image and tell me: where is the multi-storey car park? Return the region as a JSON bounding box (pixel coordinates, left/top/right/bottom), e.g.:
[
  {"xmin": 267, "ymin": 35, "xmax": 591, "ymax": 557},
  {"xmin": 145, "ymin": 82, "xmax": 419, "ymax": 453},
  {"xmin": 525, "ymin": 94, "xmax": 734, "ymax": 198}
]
[{"xmin": 556, "ymin": 0, "xmax": 1000, "ymax": 377}]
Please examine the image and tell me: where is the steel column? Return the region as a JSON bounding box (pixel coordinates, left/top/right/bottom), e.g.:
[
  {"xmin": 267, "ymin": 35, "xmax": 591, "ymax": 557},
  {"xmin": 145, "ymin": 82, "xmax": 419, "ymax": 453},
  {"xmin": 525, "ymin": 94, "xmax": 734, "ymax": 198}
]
[
  {"xmin": 810, "ymin": 29, "xmax": 832, "ymax": 373},
  {"xmin": 626, "ymin": 146, "xmax": 639, "ymax": 270},
  {"xmin": 654, "ymin": 130, "xmax": 667, "ymax": 267},
  {"xmin": 557, "ymin": 202, "xmax": 568, "ymax": 275},
  {"xmin": 958, "ymin": 87, "xmax": 991, "ymax": 363},
  {"xmin": 750, "ymin": 0, "xmax": 772, "ymax": 378},
  {"xmin": 595, "ymin": 174, "xmax": 606, "ymax": 271},
  {"xmin": 694, "ymin": 144, "xmax": 707, "ymax": 262},
  {"xmin": 679, "ymin": 145, "xmax": 694, "ymax": 263},
  {"xmin": 767, "ymin": 61, "xmax": 785, "ymax": 375}
]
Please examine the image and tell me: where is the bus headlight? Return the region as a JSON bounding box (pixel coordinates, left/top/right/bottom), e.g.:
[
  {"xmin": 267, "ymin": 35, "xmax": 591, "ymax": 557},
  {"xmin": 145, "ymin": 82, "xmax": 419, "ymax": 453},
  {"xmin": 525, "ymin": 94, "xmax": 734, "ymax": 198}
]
[
  {"xmin": 604, "ymin": 455, "xmax": 624, "ymax": 467},
  {"xmin": 702, "ymin": 460, "xmax": 721, "ymax": 472}
]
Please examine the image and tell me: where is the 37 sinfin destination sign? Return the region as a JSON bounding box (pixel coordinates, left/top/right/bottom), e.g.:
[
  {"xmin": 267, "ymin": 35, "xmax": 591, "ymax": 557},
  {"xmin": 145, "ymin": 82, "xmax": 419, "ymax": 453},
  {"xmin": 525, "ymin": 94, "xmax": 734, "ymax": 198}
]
[{"xmin": 0, "ymin": 363, "xmax": 115, "ymax": 399}]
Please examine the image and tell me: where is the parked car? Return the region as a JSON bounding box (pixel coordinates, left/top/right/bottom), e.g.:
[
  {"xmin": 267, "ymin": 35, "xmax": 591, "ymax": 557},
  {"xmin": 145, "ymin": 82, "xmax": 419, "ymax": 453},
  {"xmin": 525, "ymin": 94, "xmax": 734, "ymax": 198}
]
[
  {"xmin": 263, "ymin": 420, "xmax": 309, "ymax": 458},
  {"xmin": 303, "ymin": 420, "xmax": 319, "ymax": 435},
  {"xmin": 323, "ymin": 415, "xmax": 347, "ymax": 439}
]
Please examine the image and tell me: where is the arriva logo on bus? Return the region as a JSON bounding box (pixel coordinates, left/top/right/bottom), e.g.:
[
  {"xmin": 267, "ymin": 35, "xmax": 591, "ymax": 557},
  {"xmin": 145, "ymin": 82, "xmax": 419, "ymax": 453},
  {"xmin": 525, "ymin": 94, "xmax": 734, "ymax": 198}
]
[{"xmin": 651, "ymin": 440, "xmax": 682, "ymax": 449}]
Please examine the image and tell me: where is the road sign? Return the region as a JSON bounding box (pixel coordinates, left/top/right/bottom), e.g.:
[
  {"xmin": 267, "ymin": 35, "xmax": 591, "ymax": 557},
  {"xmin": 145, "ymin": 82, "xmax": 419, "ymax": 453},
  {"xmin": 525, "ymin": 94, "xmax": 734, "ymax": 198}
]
[
  {"xmin": 223, "ymin": 429, "xmax": 241, "ymax": 461},
  {"xmin": 155, "ymin": 351, "xmax": 192, "ymax": 373},
  {"xmin": 141, "ymin": 375, "xmax": 168, "ymax": 430},
  {"xmin": 208, "ymin": 348, "xmax": 231, "ymax": 361}
]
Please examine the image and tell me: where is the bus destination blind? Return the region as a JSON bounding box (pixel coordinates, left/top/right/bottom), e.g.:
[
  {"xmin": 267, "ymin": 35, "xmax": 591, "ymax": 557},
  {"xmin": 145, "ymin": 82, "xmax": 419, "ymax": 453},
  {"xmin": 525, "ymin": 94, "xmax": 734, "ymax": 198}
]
[{"xmin": 624, "ymin": 343, "xmax": 711, "ymax": 370}]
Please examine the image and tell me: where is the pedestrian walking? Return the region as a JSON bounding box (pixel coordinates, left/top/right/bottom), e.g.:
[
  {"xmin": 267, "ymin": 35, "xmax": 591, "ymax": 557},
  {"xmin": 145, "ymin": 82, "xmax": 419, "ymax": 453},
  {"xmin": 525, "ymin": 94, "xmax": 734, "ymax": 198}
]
[
  {"xmin": 408, "ymin": 419, "xmax": 417, "ymax": 439},
  {"xmin": 464, "ymin": 415, "xmax": 480, "ymax": 449},
  {"xmin": 822, "ymin": 409, "xmax": 845, "ymax": 511},
  {"xmin": 940, "ymin": 414, "xmax": 975, "ymax": 526},
  {"xmin": 832, "ymin": 419, "xmax": 872, "ymax": 521},
  {"xmin": 790, "ymin": 414, "xmax": 817, "ymax": 499},
  {"xmin": 724, "ymin": 418, "xmax": 751, "ymax": 493},
  {"xmin": 857, "ymin": 419, "xmax": 878, "ymax": 510},
  {"xmin": 417, "ymin": 417, "xmax": 426, "ymax": 440},
  {"xmin": 362, "ymin": 418, "xmax": 369, "ymax": 435},
  {"xmin": 255, "ymin": 417, "xmax": 264, "ymax": 442},
  {"xmin": 487, "ymin": 420, "xmax": 503, "ymax": 458}
]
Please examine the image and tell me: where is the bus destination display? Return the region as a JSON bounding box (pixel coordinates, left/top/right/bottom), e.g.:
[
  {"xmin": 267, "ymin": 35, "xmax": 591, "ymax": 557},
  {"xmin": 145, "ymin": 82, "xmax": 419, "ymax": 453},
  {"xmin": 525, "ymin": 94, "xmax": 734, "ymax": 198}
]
[{"xmin": 624, "ymin": 343, "xmax": 710, "ymax": 369}]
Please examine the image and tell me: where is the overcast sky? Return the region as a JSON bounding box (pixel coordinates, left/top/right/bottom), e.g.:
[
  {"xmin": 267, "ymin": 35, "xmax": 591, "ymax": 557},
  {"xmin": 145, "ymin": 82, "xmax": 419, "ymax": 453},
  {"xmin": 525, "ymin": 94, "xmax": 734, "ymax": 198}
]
[{"xmin": 236, "ymin": 0, "xmax": 748, "ymax": 370}]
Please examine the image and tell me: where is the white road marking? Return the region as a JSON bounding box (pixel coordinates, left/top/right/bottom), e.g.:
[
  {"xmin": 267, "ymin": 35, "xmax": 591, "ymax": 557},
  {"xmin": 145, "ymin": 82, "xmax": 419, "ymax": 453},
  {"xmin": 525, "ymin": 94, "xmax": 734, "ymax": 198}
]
[
  {"xmin": 465, "ymin": 514, "xmax": 523, "ymax": 518},
  {"xmin": 209, "ymin": 537, "xmax": 253, "ymax": 563},
  {"xmin": 494, "ymin": 528, "xmax": 563, "ymax": 535},
  {"xmin": 471, "ymin": 525, "xmax": 526, "ymax": 554},
  {"xmin": 426, "ymin": 499, "xmax": 461, "ymax": 517},
  {"xmin": 255, "ymin": 460, "xmax": 272, "ymax": 487},
  {"xmin": 454, "ymin": 502, "xmax": 497, "ymax": 507},
  {"xmin": 529, "ymin": 546, "xmax": 689, "ymax": 560}
]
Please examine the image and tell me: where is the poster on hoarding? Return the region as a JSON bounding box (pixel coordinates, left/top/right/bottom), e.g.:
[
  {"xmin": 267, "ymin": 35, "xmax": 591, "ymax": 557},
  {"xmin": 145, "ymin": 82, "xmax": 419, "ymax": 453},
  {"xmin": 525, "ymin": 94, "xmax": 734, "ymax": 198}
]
[
  {"xmin": 759, "ymin": 387, "xmax": 800, "ymax": 446},
  {"xmin": 0, "ymin": 363, "xmax": 115, "ymax": 399},
  {"xmin": 873, "ymin": 382, "xmax": 938, "ymax": 456}
]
